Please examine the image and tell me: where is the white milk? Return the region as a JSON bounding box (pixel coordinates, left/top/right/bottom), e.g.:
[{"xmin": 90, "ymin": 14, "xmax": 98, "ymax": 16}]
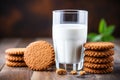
[{"xmin": 53, "ymin": 24, "xmax": 87, "ymax": 64}]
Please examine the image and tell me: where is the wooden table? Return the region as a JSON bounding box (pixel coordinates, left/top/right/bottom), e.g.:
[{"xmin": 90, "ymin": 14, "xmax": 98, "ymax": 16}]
[{"xmin": 0, "ymin": 38, "xmax": 120, "ymax": 80}]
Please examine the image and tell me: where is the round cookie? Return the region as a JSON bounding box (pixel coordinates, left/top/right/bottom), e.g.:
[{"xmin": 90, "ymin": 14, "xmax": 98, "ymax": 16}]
[
  {"xmin": 6, "ymin": 60, "xmax": 27, "ymax": 67},
  {"xmin": 83, "ymin": 67, "xmax": 113, "ymax": 74},
  {"xmin": 24, "ymin": 40, "xmax": 55, "ymax": 71},
  {"xmin": 5, "ymin": 48, "xmax": 26, "ymax": 55},
  {"xmin": 84, "ymin": 62, "xmax": 113, "ymax": 69},
  {"xmin": 84, "ymin": 49, "xmax": 114, "ymax": 57},
  {"xmin": 84, "ymin": 42, "xmax": 114, "ymax": 50},
  {"xmin": 5, "ymin": 55, "xmax": 24, "ymax": 62},
  {"xmin": 84, "ymin": 56, "xmax": 113, "ymax": 63}
]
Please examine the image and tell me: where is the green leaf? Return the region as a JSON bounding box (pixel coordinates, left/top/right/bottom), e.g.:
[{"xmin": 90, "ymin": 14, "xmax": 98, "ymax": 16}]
[
  {"xmin": 91, "ymin": 35, "xmax": 102, "ymax": 42},
  {"xmin": 101, "ymin": 35, "xmax": 115, "ymax": 42},
  {"xmin": 88, "ymin": 18, "xmax": 115, "ymax": 42},
  {"xmin": 105, "ymin": 25, "xmax": 115, "ymax": 35},
  {"xmin": 99, "ymin": 19, "xmax": 107, "ymax": 34},
  {"xmin": 88, "ymin": 33, "xmax": 98, "ymax": 39}
]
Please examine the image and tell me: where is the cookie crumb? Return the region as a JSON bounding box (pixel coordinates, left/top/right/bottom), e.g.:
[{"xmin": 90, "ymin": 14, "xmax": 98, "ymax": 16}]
[
  {"xmin": 70, "ymin": 70, "xmax": 77, "ymax": 75},
  {"xmin": 56, "ymin": 68, "xmax": 67, "ymax": 75},
  {"xmin": 79, "ymin": 71, "xmax": 86, "ymax": 75}
]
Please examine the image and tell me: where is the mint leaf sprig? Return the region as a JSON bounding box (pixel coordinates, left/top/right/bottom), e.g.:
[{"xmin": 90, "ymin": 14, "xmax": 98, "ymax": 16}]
[{"xmin": 88, "ymin": 19, "xmax": 115, "ymax": 42}]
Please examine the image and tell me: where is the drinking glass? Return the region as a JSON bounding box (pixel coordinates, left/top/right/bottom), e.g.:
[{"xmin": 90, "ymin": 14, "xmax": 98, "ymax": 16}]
[{"xmin": 52, "ymin": 10, "xmax": 88, "ymax": 71}]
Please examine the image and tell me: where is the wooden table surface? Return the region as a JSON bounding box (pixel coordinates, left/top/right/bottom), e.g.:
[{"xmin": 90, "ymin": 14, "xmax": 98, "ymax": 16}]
[{"xmin": 0, "ymin": 38, "xmax": 120, "ymax": 80}]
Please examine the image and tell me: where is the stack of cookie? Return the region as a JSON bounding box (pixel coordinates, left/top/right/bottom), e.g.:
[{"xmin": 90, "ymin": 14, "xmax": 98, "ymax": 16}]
[
  {"xmin": 83, "ymin": 42, "xmax": 114, "ymax": 74},
  {"xmin": 5, "ymin": 48, "xmax": 27, "ymax": 67}
]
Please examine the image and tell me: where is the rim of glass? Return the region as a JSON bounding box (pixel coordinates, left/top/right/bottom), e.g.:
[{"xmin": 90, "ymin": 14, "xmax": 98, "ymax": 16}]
[{"xmin": 53, "ymin": 9, "xmax": 88, "ymax": 13}]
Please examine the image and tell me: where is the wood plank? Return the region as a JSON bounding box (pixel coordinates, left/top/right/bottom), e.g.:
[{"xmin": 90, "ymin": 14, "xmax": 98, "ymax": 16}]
[
  {"xmin": 0, "ymin": 38, "xmax": 20, "ymax": 71},
  {"xmin": 31, "ymin": 71, "xmax": 53, "ymax": 80},
  {"xmin": 0, "ymin": 38, "xmax": 120, "ymax": 80},
  {"xmin": 94, "ymin": 63, "xmax": 120, "ymax": 80},
  {"xmin": 93, "ymin": 44, "xmax": 120, "ymax": 80},
  {"xmin": 15, "ymin": 38, "xmax": 35, "ymax": 48},
  {"xmin": 0, "ymin": 67, "xmax": 32, "ymax": 80},
  {"xmin": 31, "ymin": 70, "xmax": 120, "ymax": 80},
  {"xmin": 31, "ymin": 71, "xmax": 75, "ymax": 80},
  {"xmin": 51, "ymin": 72, "xmax": 80, "ymax": 80},
  {"xmin": 31, "ymin": 41, "xmax": 120, "ymax": 80},
  {"xmin": 1, "ymin": 38, "xmax": 35, "ymax": 80},
  {"xmin": 31, "ymin": 71, "xmax": 96, "ymax": 80},
  {"xmin": 114, "ymin": 39, "xmax": 120, "ymax": 47},
  {"xmin": 114, "ymin": 45, "xmax": 120, "ymax": 63},
  {"xmin": 36, "ymin": 38, "xmax": 53, "ymax": 44}
]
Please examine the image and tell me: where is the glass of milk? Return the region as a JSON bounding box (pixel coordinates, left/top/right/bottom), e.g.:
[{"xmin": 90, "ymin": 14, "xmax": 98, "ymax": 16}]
[{"xmin": 52, "ymin": 10, "xmax": 88, "ymax": 71}]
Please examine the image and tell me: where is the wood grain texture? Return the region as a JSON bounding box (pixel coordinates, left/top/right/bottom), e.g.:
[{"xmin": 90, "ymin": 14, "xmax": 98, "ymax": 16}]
[
  {"xmin": 114, "ymin": 45, "xmax": 120, "ymax": 63},
  {"xmin": 0, "ymin": 67, "xmax": 32, "ymax": 80},
  {"xmin": 0, "ymin": 38, "xmax": 35, "ymax": 80},
  {"xmin": 0, "ymin": 38, "xmax": 20, "ymax": 71},
  {"xmin": 0, "ymin": 38, "xmax": 120, "ymax": 80},
  {"xmin": 36, "ymin": 38, "xmax": 53, "ymax": 44},
  {"xmin": 15, "ymin": 38, "xmax": 36, "ymax": 48}
]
